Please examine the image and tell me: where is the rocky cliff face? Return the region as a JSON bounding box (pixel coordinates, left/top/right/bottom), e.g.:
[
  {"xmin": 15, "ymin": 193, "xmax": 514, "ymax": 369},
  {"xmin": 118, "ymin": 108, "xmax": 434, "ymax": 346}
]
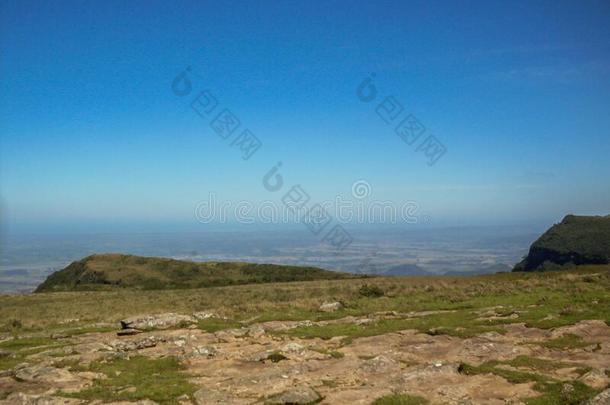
[{"xmin": 514, "ymin": 214, "xmax": 610, "ymax": 272}]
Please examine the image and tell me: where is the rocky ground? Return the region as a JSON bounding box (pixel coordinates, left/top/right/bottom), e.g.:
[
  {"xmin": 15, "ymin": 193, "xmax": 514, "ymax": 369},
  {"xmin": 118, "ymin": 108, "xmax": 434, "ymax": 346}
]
[{"xmin": 0, "ymin": 308, "xmax": 609, "ymax": 405}]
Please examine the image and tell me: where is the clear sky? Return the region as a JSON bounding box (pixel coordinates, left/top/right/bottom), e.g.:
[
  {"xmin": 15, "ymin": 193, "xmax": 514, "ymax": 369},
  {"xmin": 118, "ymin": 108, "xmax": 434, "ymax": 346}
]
[{"xmin": 1, "ymin": 0, "xmax": 609, "ymax": 232}]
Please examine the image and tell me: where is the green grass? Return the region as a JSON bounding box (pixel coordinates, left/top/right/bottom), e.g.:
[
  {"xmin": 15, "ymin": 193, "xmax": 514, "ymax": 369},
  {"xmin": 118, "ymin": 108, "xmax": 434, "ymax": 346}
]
[
  {"xmin": 63, "ymin": 356, "xmax": 196, "ymax": 404},
  {"xmin": 278, "ymin": 309, "xmax": 506, "ymax": 341},
  {"xmin": 197, "ymin": 317, "xmax": 242, "ymax": 332},
  {"xmin": 0, "ymin": 353, "xmax": 24, "ymax": 372},
  {"xmin": 506, "ymin": 355, "xmax": 590, "ymax": 375},
  {"xmin": 1, "ymin": 265, "xmax": 607, "ymax": 334},
  {"xmin": 458, "ymin": 360, "xmax": 600, "ymax": 404},
  {"xmin": 279, "ymin": 318, "xmax": 414, "ymax": 340},
  {"xmin": 372, "ymin": 393, "xmax": 429, "ymax": 405},
  {"xmin": 61, "ymin": 325, "xmax": 116, "ymax": 337},
  {"xmin": 0, "ymin": 336, "xmax": 58, "ymax": 351},
  {"xmin": 540, "ymin": 334, "xmax": 593, "ymax": 350},
  {"xmin": 51, "ymin": 357, "xmax": 88, "ymax": 371},
  {"xmin": 0, "ymin": 336, "xmax": 68, "ymax": 371}
]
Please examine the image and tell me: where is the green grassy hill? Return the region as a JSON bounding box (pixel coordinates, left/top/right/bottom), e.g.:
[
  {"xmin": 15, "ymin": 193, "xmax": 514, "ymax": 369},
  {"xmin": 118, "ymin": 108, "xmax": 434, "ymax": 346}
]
[
  {"xmin": 514, "ymin": 214, "xmax": 610, "ymax": 272},
  {"xmin": 34, "ymin": 254, "xmax": 355, "ymax": 292}
]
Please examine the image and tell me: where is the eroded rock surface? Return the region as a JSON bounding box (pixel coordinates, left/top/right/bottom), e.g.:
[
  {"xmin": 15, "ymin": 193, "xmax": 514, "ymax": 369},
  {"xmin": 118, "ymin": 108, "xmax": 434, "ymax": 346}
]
[{"xmin": 2, "ymin": 312, "xmax": 609, "ymax": 404}]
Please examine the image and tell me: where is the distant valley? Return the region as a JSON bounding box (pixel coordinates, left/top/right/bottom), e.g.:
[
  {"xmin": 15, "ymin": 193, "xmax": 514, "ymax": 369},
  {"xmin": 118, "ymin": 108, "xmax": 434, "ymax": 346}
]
[{"xmin": 0, "ymin": 226, "xmax": 541, "ymax": 293}]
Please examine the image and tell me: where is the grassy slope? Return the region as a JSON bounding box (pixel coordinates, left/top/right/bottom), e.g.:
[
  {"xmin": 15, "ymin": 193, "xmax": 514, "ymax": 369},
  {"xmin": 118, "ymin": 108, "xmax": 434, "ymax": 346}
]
[
  {"xmin": 515, "ymin": 215, "xmax": 610, "ymax": 271},
  {"xmin": 34, "ymin": 253, "xmax": 354, "ymax": 292},
  {"xmin": 1, "ymin": 265, "xmax": 609, "ymax": 404},
  {"xmin": 3, "ymin": 264, "xmax": 608, "ymax": 333}
]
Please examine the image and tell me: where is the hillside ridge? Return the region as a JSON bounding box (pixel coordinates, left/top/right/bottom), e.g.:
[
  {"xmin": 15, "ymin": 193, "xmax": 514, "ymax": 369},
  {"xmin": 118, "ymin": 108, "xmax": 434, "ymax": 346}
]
[{"xmin": 34, "ymin": 253, "xmax": 354, "ymax": 292}]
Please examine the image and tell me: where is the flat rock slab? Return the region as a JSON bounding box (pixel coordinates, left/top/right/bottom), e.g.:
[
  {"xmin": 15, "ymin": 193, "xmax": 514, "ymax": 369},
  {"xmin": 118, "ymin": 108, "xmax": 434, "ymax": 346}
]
[{"xmin": 120, "ymin": 313, "xmax": 194, "ymax": 330}]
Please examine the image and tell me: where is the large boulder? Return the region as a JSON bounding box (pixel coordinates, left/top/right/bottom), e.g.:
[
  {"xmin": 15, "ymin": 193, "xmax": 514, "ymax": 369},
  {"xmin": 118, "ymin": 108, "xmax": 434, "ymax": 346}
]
[{"xmin": 120, "ymin": 313, "xmax": 194, "ymax": 330}]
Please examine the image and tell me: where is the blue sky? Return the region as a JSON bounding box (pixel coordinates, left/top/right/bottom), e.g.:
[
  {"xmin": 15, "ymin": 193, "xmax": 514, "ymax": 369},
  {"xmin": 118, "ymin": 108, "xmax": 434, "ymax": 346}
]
[{"xmin": 1, "ymin": 0, "xmax": 609, "ymax": 232}]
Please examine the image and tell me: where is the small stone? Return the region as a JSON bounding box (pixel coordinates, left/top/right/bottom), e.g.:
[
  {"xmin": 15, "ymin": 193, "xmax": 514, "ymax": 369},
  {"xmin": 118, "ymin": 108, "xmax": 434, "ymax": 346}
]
[
  {"xmin": 193, "ymin": 346, "xmax": 216, "ymax": 357},
  {"xmin": 247, "ymin": 325, "xmax": 266, "ymax": 338},
  {"xmin": 251, "ymin": 351, "xmax": 287, "ymax": 363},
  {"xmin": 266, "ymin": 387, "xmax": 321, "ymax": 404},
  {"xmin": 193, "ymin": 311, "xmax": 218, "ymax": 320},
  {"xmin": 108, "ymin": 336, "xmax": 159, "ymax": 352},
  {"xmin": 319, "ymin": 302, "xmax": 343, "ymax": 312},
  {"xmin": 281, "ymin": 342, "xmax": 304, "ymax": 353},
  {"xmin": 117, "ymin": 328, "xmax": 142, "ymax": 336},
  {"xmin": 360, "ymin": 355, "xmax": 398, "ymax": 372}
]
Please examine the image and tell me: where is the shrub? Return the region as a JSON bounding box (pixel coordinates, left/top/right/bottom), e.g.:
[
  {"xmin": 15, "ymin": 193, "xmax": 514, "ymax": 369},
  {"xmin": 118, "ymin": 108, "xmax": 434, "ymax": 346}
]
[{"xmin": 359, "ymin": 284, "xmax": 384, "ymax": 298}]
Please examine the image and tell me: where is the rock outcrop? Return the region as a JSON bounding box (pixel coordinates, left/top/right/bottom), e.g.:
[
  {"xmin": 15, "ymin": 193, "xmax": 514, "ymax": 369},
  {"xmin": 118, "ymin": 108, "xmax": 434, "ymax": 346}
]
[
  {"xmin": 513, "ymin": 215, "xmax": 610, "ymax": 272},
  {"xmin": 120, "ymin": 313, "xmax": 195, "ymax": 331}
]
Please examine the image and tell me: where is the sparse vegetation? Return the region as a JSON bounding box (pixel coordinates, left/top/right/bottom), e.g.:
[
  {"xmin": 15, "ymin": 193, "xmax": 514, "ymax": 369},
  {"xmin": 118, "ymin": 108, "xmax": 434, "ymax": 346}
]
[
  {"xmin": 506, "ymin": 355, "xmax": 591, "ymax": 375},
  {"xmin": 1, "ymin": 265, "xmax": 608, "ymax": 334},
  {"xmin": 359, "ymin": 283, "xmax": 385, "ymax": 297},
  {"xmin": 458, "ymin": 360, "xmax": 600, "ymax": 404},
  {"xmin": 0, "ymin": 336, "xmax": 67, "ymax": 371},
  {"xmin": 35, "ymin": 254, "xmax": 356, "ymax": 292},
  {"xmin": 197, "ymin": 317, "xmax": 242, "ymax": 332},
  {"xmin": 373, "ymin": 393, "xmax": 429, "ymax": 405},
  {"xmin": 0, "ymin": 265, "xmax": 608, "ymax": 404},
  {"xmin": 540, "ymin": 333, "xmax": 593, "ymax": 350},
  {"xmin": 63, "ymin": 356, "xmax": 196, "ymax": 404},
  {"xmin": 266, "ymin": 352, "xmax": 288, "ymax": 363}
]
